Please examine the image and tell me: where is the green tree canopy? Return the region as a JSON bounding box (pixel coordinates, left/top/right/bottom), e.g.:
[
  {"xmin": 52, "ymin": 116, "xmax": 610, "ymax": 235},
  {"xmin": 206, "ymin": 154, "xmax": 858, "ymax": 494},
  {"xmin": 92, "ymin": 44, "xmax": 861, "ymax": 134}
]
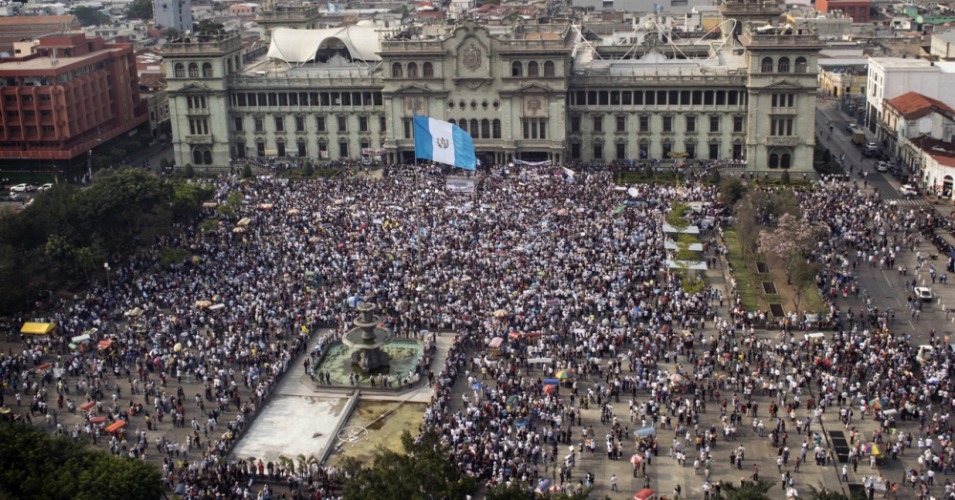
[
  {"xmin": 124, "ymin": 0, "xmax": 152, "ymax": 19},
  {"xmin": 72, "ymin": 6, "xmax": 109, "ymax": 26},
  {"xmin": 0, "ymin": 168, "xmax": 209, "ymax": 314},
  {"xmin": 0, "ymin": 423, "xmax": 162, "ymax": 499},
  {"xmin": 341, "ymin": 429, "xmax": 477, "ymax": 500}
]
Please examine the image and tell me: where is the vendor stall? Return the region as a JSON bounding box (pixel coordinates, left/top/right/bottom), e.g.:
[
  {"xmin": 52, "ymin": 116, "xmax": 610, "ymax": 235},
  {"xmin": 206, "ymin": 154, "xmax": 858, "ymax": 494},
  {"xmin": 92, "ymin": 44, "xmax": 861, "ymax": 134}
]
[{"xmin": 20, "ymin": 322, "xmax": 55, "ymax": 336}]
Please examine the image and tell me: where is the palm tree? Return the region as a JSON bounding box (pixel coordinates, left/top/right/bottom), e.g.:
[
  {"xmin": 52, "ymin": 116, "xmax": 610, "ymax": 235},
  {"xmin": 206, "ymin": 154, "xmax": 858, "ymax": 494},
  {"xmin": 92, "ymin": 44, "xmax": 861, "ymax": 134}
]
[
  {"xmin": 807, "ymin": 482, "xmax": 866, "ymax": 500},
  {"xmin": 718, "ymin": 479, "xmax": 776, "ymax": 500}
]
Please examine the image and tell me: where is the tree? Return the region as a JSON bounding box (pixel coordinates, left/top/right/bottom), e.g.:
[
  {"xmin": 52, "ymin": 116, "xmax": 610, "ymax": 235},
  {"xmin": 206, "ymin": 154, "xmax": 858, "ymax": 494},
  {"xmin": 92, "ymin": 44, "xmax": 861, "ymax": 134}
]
[
  {"xmin": 790, "ymin": 259, "xmax": 822, "ymax": 312},
  {"xmin": 162, "ymin": 27, "xmax": 180, "ymax": 40},
  {"xmin": 341, "ymin": 430, "xmax": 477, "ymax": 500},
  {"xmin": 241, "ymin": 164, "xmax": 253, "ymax": 179},
  {"xmin": 719, "ymin": 177, "xmax": 746, "ymax": 206},
  {"xmin": 665, "ymin": 202, "xmax": 691, "ymax": 230},
  {"xmin": 194, "ymin": 20, "xmax": 224, "ymax": 34},
  {"xmin": 199, "ymin": 218, "xmax": 220, "ymax": 236},
  {"xmin": 125, "ymin": 0, "xmax": 152, "ymax": 19},
  {"xmin": 303, "ymin": 161, "xmax": 315, "ymax": 178},
  {"xmin": 758, "ymin": 213, "xmax": 825, "ymax": 284},
  {"xmin": 72, "ymin": 6, "xmax": 109, "ymax": 26},
  {"xmin": 718, "ymin": 479, "xmax": 776, "ymax": 500},
  {"xmin": 780, "ymin": 169, "xmax": 791, "ymax": 185},
  {"xmin": 807, "ymin": 483, "xmax": 867, "ymax": 500},
  {"xmin": 183, "ymin": 164, "xmax": 195, "ymax": 178},
  {"xmin": 0, "ymin": 423, "xmax": 162, "ymax": 499}
]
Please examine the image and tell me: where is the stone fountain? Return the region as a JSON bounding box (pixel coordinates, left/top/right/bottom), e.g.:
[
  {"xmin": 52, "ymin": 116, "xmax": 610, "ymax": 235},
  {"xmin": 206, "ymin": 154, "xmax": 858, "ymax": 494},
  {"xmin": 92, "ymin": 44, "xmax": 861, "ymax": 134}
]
[{"xmin": 341, "ymin": 302, "xmax": 394, "ymax": 372}]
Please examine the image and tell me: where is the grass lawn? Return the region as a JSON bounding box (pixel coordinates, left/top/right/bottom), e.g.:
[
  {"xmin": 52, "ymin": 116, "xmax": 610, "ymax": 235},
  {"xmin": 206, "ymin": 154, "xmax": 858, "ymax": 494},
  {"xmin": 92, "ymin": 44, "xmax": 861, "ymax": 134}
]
[{"xmin": 723, "ymin": 230, "xmax": 760, "ymax": 311}]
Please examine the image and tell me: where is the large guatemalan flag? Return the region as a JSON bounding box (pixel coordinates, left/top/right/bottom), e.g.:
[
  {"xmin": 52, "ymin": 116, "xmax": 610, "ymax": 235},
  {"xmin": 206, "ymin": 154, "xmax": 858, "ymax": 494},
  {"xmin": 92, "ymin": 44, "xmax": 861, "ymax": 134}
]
[{"xmin": 413, "ymin": 116, "xmax": 477, "ymax": 170}]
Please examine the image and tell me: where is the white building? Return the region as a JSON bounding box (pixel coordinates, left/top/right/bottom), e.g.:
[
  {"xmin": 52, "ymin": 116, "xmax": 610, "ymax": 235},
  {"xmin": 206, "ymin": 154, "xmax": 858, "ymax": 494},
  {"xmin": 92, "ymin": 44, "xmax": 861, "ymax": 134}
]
[
  {"xmin": 866, "ymin": 57, "xmax": 955, "ymax": 136},
  {"xmin": 153, "ymin": 0, "xmax": 192, "ymax": 33}
]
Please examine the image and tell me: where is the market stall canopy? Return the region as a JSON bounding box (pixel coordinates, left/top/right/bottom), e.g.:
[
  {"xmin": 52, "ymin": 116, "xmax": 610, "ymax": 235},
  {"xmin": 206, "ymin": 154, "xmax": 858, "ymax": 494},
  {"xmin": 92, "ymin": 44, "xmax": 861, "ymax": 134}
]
[
  {"xmin": 662, "ymin": 223, "xmax": 700, "ymax": 234},
  {"xmin": 71, "ymin": 334, "xmax": 91, "ymax": 344},
  {"xmin": 665, "ymin": 259, "xmax": 708, "ymax": 271},
  {"xmin": 236, "ymin": 217, "xmax": 252, "ymax": 227},
  {"xmin": 487, "ymin": 337, "xmax": 503, "ymax": 348},
  {"xmin": 124, "ymin": 307, "xmax": 144, "ymax": 318},
  {"xmin": 201, "ymin": 201, "xmax": 218, "ymax": 208},
  {"xmin": 634, "ymin": 488, "xmax": 656, "ymax": 500},
  {"xmin": 663, "ymin": 240, "xmax": 705, "ymax": 252},
  {"xmin": 634, "ymin": 427, "xmax": 657, "ymax": 437},
  {"xmin": 104, "ymin": 420, "xmax": 127, "ymax": 433},
  {"xmin": 21, "ymin": 322, "xmax": 55, "ymax": 335},
  {"xmin": 98, "ymin": 340, "xmax": 112, "ymax": 350},
  {"xmin": 266, "ymin": 25, "xmax": 383, "ymax": 64}
]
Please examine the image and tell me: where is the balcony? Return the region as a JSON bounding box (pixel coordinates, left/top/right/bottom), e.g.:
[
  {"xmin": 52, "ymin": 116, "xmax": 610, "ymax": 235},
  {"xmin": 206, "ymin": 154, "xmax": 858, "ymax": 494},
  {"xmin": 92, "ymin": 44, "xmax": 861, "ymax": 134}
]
[{"xmin": 186, "ymin": 108, "xmax": 210, "ymax": 116}]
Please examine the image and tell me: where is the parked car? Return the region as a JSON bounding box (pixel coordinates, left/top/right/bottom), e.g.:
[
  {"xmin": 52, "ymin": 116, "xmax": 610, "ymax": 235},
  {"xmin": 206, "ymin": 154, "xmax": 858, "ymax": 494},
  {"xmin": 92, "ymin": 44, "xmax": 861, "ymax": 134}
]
[
  {"xmin": 900, "ymin": 185, "xmax": 919, "ymax": 197},
  {"xmin": 914, "ymin": 287, "xmax": 934, "ymax": 302},
  {"xmin": 9, "ymin": 183, "xmax": 30, "ymax": 192},
  {"xmin": 876, "ymin": 161, "xmax": 891, "ymax": 172},
  {"xmin": 37, "ymin": 183, "xmax": 53, "ymax": 192}
]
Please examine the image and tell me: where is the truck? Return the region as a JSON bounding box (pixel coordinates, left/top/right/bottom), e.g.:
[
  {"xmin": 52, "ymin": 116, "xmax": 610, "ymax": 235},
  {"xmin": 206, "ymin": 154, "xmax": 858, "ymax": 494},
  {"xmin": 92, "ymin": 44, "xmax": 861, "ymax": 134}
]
[{"xmin": 851, "ymin": 129, "xmax": 866, "ymax": 146}]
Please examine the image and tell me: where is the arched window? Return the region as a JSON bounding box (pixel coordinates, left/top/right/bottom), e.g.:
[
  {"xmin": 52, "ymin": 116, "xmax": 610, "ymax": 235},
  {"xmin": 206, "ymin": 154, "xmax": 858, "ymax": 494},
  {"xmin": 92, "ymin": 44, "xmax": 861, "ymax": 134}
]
[
  {"xmin": 203, "ymin": 150, "xmax": 212, "ymax": 165},
  {"xmin": 777, "ymin": 57, "xmax": 790, "ymax": 73},
  {"xmin": 193, "ymin": 149, "xmax": 203, "ymax": 165},
  {"xmin": 481, "ymin": 119, "xmax": 490, "ymax": 138},
  {"xmin": 188, "ymin": 63, "xmax": 199, "ymax": 78},
  {"xmin": 769, "ymin": 153, "xmax": 779, "ymax": 168},
  {"xmin": 511, "ymin": 61, "xmax": 523, "ymax": 77},
  {"xmin": 174, "ymin": 63, "xmax": 185, "ymax": 78},
  {"xmin": 781, "ymin": 153, "xmax": 791, "ymax": 169},
  {"xmin": 794, "ymin": 57, "xmax": 808, "ymax": 73},
  {"xmin": 760, "ymin": 57, "xmax": 773, "ymax": 73},
  {"xmin": 459, "ymin": 120, "xmax": 467, "ymax": 134},
  {"xmin": 470, "ymin": 119, "xmax": 479, "ymax": 138},
  {"xmin": 527, "ymin": 61, "xmax": 539, "ymax": 77},
  {"xmin": 202, "ymin": 62, "xmax": 213, "ymax": 77},
  {"xmin": 492, "ymin": 119, "xmax": 501, "ymax": 138},
  {"xmin": 227, "ymin": 59, "xmax": 233, "ymax": 74},
  {"xmin": 407, "ymin": 62, "xmax": 418, "ymax": 78},
  {"xmin": 391, "ymin": 63, "xmax": 403, "ymax": 78},
  {"xmin": 449, "ymin": 119, "xmax": 456, "ymax": 126},
  {"xmin": 423, "ymin": 62, "xmax": 433, "ymax": 77},
  {"xmin": 544, "ymin": 61, "xmax": 555, "ymax": 77}
]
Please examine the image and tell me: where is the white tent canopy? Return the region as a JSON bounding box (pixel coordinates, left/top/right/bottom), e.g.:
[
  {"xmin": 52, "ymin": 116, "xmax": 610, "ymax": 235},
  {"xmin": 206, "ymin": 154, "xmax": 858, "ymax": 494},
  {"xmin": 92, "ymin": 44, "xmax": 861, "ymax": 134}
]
[
  {"xmin": 266, "ymin": 25, "xmax": 382, "ymax": 64},
  {"xmin": 665, "ymin": 259, "xmax": 708, "ymax": 271}
]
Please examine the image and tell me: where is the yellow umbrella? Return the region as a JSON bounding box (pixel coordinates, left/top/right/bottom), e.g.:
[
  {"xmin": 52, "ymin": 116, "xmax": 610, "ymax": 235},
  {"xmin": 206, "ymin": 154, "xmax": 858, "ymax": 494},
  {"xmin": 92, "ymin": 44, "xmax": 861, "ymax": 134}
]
[
  {"xmin": 555, "ymin": 369, "xmax": 574, "ymax": 380},
  {"xmin": 174, "ymin": 343, "xmax": 183, "ymax": 352}
]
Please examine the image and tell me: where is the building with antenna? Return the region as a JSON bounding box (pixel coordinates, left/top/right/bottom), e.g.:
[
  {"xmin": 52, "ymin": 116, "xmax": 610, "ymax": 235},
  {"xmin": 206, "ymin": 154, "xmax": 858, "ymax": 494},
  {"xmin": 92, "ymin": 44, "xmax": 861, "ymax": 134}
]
[
  {"xmin": 164, "ymin": 1, "xmax": 822, "ymax": 172},
  {"xmin": 0, "ymin": 33, "xmax": 148, "ymax": 161}
]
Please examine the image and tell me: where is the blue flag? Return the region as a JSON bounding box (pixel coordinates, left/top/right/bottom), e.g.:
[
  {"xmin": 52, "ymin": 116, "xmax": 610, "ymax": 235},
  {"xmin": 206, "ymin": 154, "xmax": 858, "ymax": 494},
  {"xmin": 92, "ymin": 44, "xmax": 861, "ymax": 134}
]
[{"xmin": 413, "ymin": 116, "xmax": 477, "ymax": 170}]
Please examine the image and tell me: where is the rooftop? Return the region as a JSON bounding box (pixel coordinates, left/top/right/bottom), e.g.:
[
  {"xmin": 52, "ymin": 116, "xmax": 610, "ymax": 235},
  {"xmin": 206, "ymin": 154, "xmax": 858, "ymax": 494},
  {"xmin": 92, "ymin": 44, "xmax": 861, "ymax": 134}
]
[
  {"xmin": 886, "ymin": 91, "xmax": 955, "ymax": 119},
  {"xmin": 0, "ymin": 46, "xmax": 124, "ymax": 72}
]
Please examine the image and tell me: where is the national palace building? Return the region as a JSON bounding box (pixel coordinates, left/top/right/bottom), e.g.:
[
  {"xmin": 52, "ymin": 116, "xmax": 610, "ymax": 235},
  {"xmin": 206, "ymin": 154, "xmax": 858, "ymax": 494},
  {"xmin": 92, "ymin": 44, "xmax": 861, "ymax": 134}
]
[{"xmin": 164, "ymin": 0, "xmax": 822, "ymax": 172}]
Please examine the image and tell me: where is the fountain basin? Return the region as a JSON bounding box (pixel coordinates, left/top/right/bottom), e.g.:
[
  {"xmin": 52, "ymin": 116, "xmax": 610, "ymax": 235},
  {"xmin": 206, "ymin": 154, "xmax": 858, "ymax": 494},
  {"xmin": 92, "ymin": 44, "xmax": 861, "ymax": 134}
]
[{"xmin": 314, "ymin": 340, "xmax": 425, "ymax": 385}]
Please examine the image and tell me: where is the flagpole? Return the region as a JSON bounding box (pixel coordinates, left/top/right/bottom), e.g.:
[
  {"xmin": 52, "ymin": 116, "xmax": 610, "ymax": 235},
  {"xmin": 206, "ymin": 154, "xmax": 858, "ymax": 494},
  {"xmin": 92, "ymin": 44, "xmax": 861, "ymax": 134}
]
[{"xmin": 411, "ymin": 115, "xmax": 418, "ymax": 187}]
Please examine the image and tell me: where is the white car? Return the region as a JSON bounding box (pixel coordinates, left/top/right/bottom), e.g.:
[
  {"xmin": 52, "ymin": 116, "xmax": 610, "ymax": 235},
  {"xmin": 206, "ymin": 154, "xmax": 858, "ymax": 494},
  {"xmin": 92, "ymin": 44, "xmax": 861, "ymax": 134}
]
[
  {"xmin": 37, "ymin": 183, "xmax": 53, "ymax": 192},
  {"xmin": 9, "ymin": 183, "xmax": 29, "ymax": 192},
  {"xmin": 876, "ymin": 161, "xmax": 891, "ymax": 172},
  {"xmin": 900, "ymin": 185, "xmax": 918, "ymax": 197},
  {"xmin": 914, "ymin": 287, "xmax": 934, "ymax": 302}
]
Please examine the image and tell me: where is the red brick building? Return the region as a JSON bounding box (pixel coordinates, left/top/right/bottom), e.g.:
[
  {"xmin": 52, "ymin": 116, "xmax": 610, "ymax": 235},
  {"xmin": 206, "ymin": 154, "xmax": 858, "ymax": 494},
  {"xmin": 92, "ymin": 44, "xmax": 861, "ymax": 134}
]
[
  {"xmin": 815, "ymin": 0, "xmax": 871, "ymax": 23},
  {"xmin": 0, "ymin": 34, "xmax": 148, "ymax": 160}
]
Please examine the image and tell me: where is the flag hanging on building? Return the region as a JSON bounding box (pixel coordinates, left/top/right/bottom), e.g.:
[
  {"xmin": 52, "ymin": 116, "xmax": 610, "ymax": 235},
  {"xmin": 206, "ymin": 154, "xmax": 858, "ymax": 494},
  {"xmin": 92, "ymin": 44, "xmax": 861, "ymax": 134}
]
[{"xmin": 413, "ymin": 115, "xmax": 477, "ymax": 170}]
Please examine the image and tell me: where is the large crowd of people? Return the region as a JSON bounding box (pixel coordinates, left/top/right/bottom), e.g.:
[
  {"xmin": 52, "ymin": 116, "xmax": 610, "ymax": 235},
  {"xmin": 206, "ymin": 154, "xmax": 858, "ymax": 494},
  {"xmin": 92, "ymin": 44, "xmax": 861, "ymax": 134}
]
[{"xmin": 2, "ymin": 163, "xmax": 955, "ymax": 499}]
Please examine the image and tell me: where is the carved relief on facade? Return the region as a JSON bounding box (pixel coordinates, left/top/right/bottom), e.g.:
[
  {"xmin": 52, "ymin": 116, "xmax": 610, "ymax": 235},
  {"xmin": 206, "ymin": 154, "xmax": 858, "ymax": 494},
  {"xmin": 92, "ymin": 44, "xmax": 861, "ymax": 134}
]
[
  {"xmin": 523, "ymin": 96, "xmax": 545, "ymax": 116},
  {"xmin": 404, "ymin": 96, "xmax": 426, "ymax": 115}
]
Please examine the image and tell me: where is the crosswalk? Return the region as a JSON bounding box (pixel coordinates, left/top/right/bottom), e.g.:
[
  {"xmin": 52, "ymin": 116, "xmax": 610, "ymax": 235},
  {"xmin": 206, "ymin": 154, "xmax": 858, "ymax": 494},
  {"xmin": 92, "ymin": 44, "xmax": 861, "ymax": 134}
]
[{"xmin": 885, "ymin": 198, "xmax": 929, "ymax": 207}]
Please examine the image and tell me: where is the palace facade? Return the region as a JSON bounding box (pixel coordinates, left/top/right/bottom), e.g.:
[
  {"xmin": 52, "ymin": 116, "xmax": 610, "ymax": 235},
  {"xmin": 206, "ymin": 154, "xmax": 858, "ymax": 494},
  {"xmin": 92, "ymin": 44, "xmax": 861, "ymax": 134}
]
[{"xmin": 165, "ymin": 1, "xmax": 822, "ymax": 172}]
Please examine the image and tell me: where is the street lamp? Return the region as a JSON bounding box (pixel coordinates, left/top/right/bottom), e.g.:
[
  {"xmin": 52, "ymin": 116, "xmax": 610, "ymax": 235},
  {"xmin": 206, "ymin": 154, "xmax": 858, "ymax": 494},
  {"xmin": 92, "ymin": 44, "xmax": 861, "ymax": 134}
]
[{"xmin": 103, "ymin": 262, "xmax": 111, "ymax": 290}]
